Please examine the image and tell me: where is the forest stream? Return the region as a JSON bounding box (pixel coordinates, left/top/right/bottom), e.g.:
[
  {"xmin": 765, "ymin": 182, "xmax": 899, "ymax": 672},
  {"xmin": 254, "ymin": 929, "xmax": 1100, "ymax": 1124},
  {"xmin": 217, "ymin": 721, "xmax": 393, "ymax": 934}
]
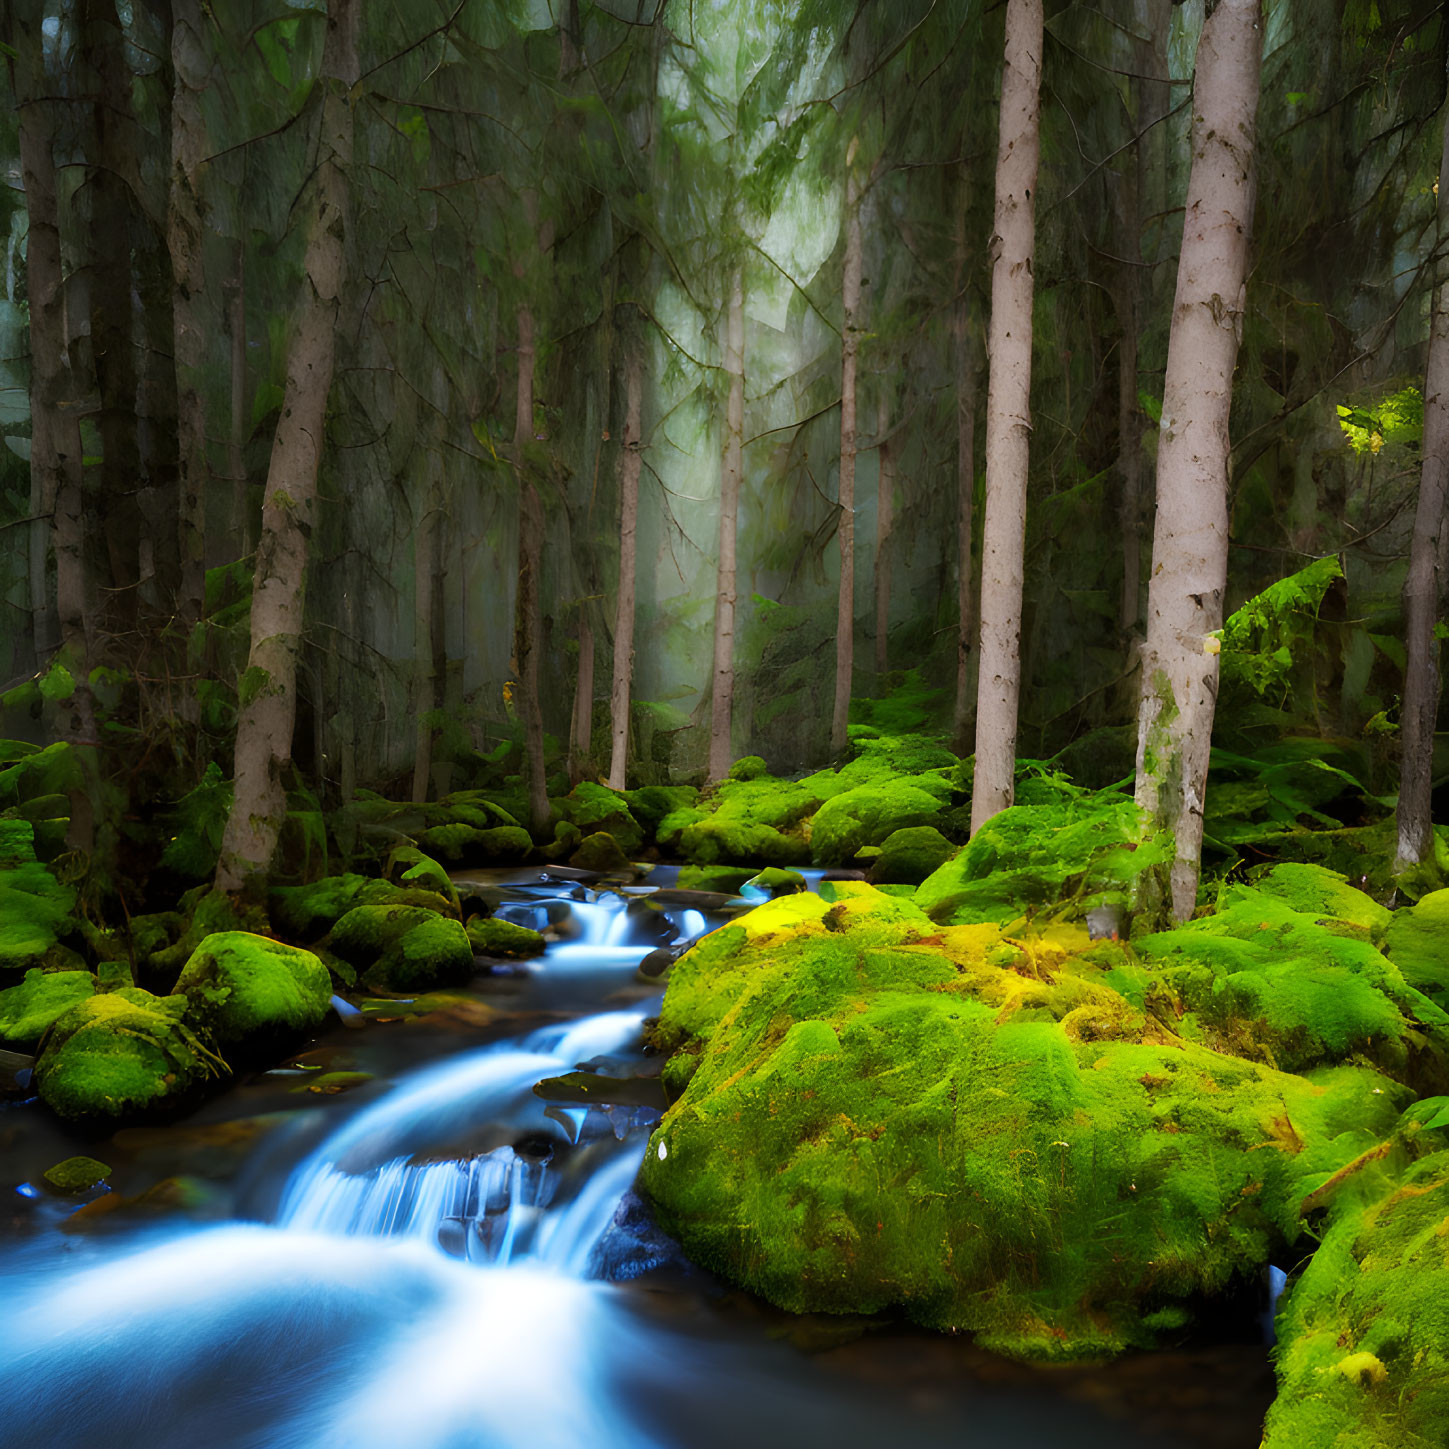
[{"xmin": 0, "ymin": 868, "xmax": 1274, "ymax": 1449}]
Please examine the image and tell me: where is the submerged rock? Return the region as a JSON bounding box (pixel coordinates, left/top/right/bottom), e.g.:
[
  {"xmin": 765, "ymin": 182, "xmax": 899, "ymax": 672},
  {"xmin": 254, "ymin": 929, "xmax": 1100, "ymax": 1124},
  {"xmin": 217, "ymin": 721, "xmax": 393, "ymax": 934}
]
[
  {"xmin": 41, "ymin": 1156, "xmax": 111, "ymax": 1194},
  {"xmin": 329, "ymin": 904, "xmax": 473, "ymax": 992},
  {"xmin": 642, "ymin": 879, "xmax": 1413, "ymax": 1360},
  {"xmin": 33, "ymin": 989, "xmax": 228, "ymax": 1124},
  {"xmin": 175, "ymin": 931, "xmax": 333, "ymax": 1057}
]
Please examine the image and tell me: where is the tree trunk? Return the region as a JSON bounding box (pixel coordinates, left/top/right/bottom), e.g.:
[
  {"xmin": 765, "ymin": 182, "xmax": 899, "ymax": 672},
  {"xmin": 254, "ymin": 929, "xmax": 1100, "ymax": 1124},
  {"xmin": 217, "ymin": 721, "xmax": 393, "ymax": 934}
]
[
  {"xmin": 410, "ymin": 498, "xmax": 438, "ymax": 804},
  {"xmin": 215, "ymin": 0, "xmax": 356, "ymax": 894},
  {"xmin": 81, "ymin": 0, "xmax": 144, "ymax": 639},
  {"xmin": 952, "ymin": 305, "xmax": 979, "ymax": 754},
  {"xmin": 607, "ymin": 347, "xmax": 643, "ymax": 791},
  {"xmin": 832, "ymin": 151, "xmax": 863, "ymax": 756},
  {"xmin": 707, "ymin": 268, "xmax": 744, "ymax": 784},
  {"xmin": 1135, "ymin": 0, "xmax": 1263, "ymax": 922},
  {"xmin": 514, "ymin": 296, "xmax": 550, "ymax": 836},
  {"xmin": 1396, "ymin": 100, "xmax": 1449, "ymax": 871},
  {"xmin": 874, "ymin": 384, "xmax": 893, "ymax": 677},
  {"xmin": 569, "ymin": 610, "xmax": 595, "ymax": 787},
  {"xmin": 228, "ymin": 241, "xmax": 249, "ymax": 555},
  {"xmin": 171, "ymin": 0, "xmax": 208, "ymax": 630},
  {"xmin": 970, "ymin": 0, "xmax": 1043, "ymax": 835}
]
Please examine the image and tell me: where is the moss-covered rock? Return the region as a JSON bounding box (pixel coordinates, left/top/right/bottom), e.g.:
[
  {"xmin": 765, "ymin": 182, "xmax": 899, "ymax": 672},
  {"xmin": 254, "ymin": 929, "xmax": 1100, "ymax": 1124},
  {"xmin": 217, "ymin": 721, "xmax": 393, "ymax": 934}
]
[
  {"xmin": 560, "ymin": 783, "xmax": 644, "ymax": 855},
  {"xmin": 268, "ymin": 872, "xmax": 456, "ymax": 941},
  {"xmin": 0, "ymin": 820, "xmax": 81, "ymax": 978},
  {"xmin": 33, "ymin": 989, "xmax": 227, "ymax": 1124},
  {"xmin": 728, "ymin": 755, "xmax": 769, "ymax": 781},
  {"xmin": 676, "ymin": 864, "xmax": 757, "ymax": 894},
  {"xmin": 809, "ymin": 782, "xmax": 947, "ymax": 866},
  {"xmin": 1383, "ymin": 888, "xmax": 1449, "ymax": 1007},
  {"xmin": 416, "ymin": 822, "xmax": 534, "ymax": 866},
  {"xmin": 1248, "ymin": 862, "xmax": 1390, "ymax": 936},
  {"xmin": 0, "ymin": 968, "xmax": 95, "ymax": 1049},
  {"xmin": 915, "ymin": 787, "xmax": 1168, "ymax": 926},
  {"xmin": 329, "ymin": 905, "xmax": 473, "ymax": 991},
  {"xmin": 626, "ymin": 785, "xmax": 700, "ymax": 834},
  {"xmin": 642, "ymin": 882, "xmax": 1410, "ymax": 1360},
  {"xmin": 1263, "ymin": 1100, "xmax": 1449, "ymax": 1448},
  {"xmin": 743, "ymin": 866, "xmax": 807, "ymax": 895},
  {"xmin": 570, "ymin": 831, "xmax": 632, "ymax": 873},
  {"xmin": 466, "ymin": 916, "xmax": 546, "ymax": 959},
  {"xmin": 383, "ymin": 845, "xmax": 460, "ymax": 914},
  {"xmin": 175, "ymin": 931, "xmax": 333, "ymax": 1055},
  {"xmin": 146, "ymin": 888, "xmax": 265, "ymax": 989},
  {"xmin": 676, "ymin": 772, "xmax": 818, "ymax": 867},
  {"xmin": 41, "ymin": 1156, "xmax": 112, "ymax": 1194},
  {"xmin": 868, "ymin": 827, "xmax": 956, "ymax": 885}
]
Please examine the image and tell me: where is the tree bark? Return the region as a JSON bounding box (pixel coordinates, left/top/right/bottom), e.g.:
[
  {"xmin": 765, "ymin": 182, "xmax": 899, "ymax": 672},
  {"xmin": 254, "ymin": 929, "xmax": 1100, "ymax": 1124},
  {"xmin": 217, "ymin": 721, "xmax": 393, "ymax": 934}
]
[
  {"xmin": 952, "ymin": 307, "xmax": 980, "ymax": 754},
  {"xmin": 569, "ymin": 610, "xmax": 595, "ymax": 786},
  {"xmin": 171, "ymin": 0, "xmax": 208, "ymax": 630},
  {"xmin": 1396, "ymin": 97, "xmax": 1449, "ymax": 871},
  {"xmin": 81, "ymin": 0, "xmax": 144, "ymax": 638},
  {"xmin": 707, "ymin": 268, "xmax": 744, "ymax": 784},
  {"xmin": 215, "ymin": 0, "xmax": 356, "ymax": 893},
  {"xmin": 832, "ymin": 150, "xmax": 863, "ymax": 756},
  {"xmin": 1135, "ymin": 0, "xmax": 1263, "ymax": 923},
  {"xmin": 228, "ymin": 241, "xmax": 249, "ymax": 555},
  {"xmin": 874, "ymin": 383, "xmax": 893, "ymax": 677},
  {"xmin": 607, "ymin": 346, "xmax": 643, "ymax": 791},
  {"xmin": 411, "ymin": 498, "xmax": 438, "ymax": 804},
  {"xmin": 971, "ymin": 0, "xmax": 1043, "ymax": 835}
]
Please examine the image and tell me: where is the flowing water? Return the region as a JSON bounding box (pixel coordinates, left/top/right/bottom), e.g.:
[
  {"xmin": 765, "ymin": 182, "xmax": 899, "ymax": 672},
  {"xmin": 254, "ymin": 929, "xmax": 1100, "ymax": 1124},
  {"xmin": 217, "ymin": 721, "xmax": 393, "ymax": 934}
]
[{"xmin": 0, "ymin": 871, "xmax": 1273, "ymax": 1449}]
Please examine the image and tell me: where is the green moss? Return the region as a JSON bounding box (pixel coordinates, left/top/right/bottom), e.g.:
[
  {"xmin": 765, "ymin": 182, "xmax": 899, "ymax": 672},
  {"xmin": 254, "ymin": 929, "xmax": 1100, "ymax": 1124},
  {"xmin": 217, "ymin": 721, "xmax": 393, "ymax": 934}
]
[
  {"xmin": 329, "ymin": 904, "xmax": 473, "ymax": 991},
  {"xmin": 175, "ymin": 930, "xmax": 332, "ymax": 1054},
  {"xmin": 560, "ymin": 783, "xmax": 644, "ymax": 854},
  {"xmin": 1248, "ymin": 863, "xmax": 1390, "ymax": 935},
  {"xmin": 0, "ymin": 822, "xmax": 79, "ymax": 978},
  {"xmin": 627, "ymin": 785, "xmax": 700, "ymax": 833},
  {"xmin": 809, "ymin": 782, "xmax": 946, "ymax": 866},
  {"xmin": 466, "ymin": 916, "xmax": 546, "ymax": 959},
  {"xmin": 743, "ymin": 867, "xmax": 807, "ymax": 895},
  {"xmin": 643, "ymin": 883, "xmax": 1410, "ymax": 1360},
  {"xmin": 33, "ymin": 989, "xmax": 228, "ymax": 1124},
  {"xmin": 416, "ymin": 823, "xmax": 534, "ymax": 865},
  {"xmin": 570, "ymin": 831, "xmax": 632, "ymax": 873},
  {"xmin": 677, "ymin": 865, "xmax": 757, "ymax": 894},
  {"xmin": 0, "ymin": 968, "xmax": 95, "ymax": 1049},
  {"xmin": 728, "ymin": 755, "xmax": 769, "ymax": 781},
  {"xmin": 1264, "ymin": 1105, "xmax": 1449, "ymax": 1449},
  {"xmin": 868, "ymin": 827, "xmax": 956, "ymax": 885},
  {"xmin": 42, "ymin": 1156, "xmax": 112, "ymax": 1194},
  {"xmin": 1383, "ymin": 889, "xmax": 1449, "ymax": 1007},
  {"xmin": 269, "ymin": 873, "xmax": 455, "ymax": 941},
  {"xmin": 915, "ymin": 787, "xmax": 1168, "ymax": 926},
  {"xmin": 655, "ymin": 806, "xmax": 709, "ymax": 853},
  {"xmin": 384, "ymin": 845, "xmax": 460, "ymax": 914}
]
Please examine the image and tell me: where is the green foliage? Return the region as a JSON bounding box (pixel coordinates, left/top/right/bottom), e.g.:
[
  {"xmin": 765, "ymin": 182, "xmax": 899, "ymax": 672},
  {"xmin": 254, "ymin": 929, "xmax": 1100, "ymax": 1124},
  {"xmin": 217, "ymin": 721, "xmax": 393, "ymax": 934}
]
[
  {"xmin": 1220, "ymin": 557, "xmax": 1343, "ymax": 703},
  {"xmin": 158, "ymin": 763, "xmax": 232, "ymax": 882},
  {"xmin": 1335, "ymin": 385, "xmax": 1422, "ymax": 455},
  {"xmin": 0, "ymin": 968, "xmax": 95, "ymax": 1049}
]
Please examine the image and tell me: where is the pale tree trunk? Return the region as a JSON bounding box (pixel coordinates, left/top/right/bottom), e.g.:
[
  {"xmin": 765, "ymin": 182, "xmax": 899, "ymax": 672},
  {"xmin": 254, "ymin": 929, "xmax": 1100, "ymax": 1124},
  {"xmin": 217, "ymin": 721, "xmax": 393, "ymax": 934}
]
[
  {"xmin": 568, "ymin": 611, "xmax": 594, "ymax": 786},
  {"xmin": 514, "ymin": 294, "xmax": 550, "ymax": 836},
  {"xmin": 952, "ymin": 307, "xmax": 980, "ymax": 754},
  {"xmin": 411, "ymin": 495, "xmax": 439, "ymax": 804},
  {"xmin": 874, "ymin": 383, "xmax": 893, "ymax": 676},
  {"xmin": 1395, "ymin": 98, "xmax": 1449, "ymax": 871},
  {"xmin": 971, "ymin": 0, "xmax": 1043, "ymax": 836},
  {"xmin": 1135, "ymin": 0, "xmax": 1263, "ymax": 923},
  {"xmin": 707, "ymin": 269, "xmax": 744, "ymax": 783},
  {"xmin": 171, "ymin": 0, "xmax": 208, "ymax": 630},
  {"xmin": 216, "ymin": 0, "xmax": 355, "ymax": 894},
  {"xmin": 832, "ymin": 151, "xmax": 863, "ymax": 756},
  {"xmin": 606, "ymin": 347, "xmax": 643, "ymax": 791}
]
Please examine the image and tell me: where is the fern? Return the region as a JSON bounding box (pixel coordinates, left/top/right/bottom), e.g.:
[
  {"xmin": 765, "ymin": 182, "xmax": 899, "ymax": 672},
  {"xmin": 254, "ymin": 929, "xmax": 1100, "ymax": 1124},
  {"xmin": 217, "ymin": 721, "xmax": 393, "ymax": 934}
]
[{"xmin": 1220, "ymin": 556, "xmax": 1342, "ymax": 703}]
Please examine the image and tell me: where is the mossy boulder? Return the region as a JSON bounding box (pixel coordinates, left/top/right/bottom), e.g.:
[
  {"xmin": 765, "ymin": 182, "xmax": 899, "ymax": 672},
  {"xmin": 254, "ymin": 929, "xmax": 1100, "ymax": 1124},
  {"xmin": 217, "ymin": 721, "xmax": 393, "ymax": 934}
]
[
  {"xmin": 728, "ymin": 755, "xmax": 769, "ymax": 781},
  {"xmin": 1383, "ymin": 888, "xmax": 1449, "ymax": 1006},
  {"xmin": 269, "ymin": 872, "xmax": 456, "ymax": 942},
  {"xmin": 466, "ymin": 916, "xmax": 547, "ymax": 959},
  {"xmin": 1264, "ymin": 1100, "xmax": 1449, "ymax": 1448},
  {"xmin": 677, "ymin": 772, "xmax": 818, "ymax": 867},
  {"xmin": 570, "ymin": 831, "xmax": 632, "ymax": 873},
  {"xmin": 146, "ymin": 888, "xmax": 265, "ymax": 988},
  {"xmin": 329, "ymin": 905, "xmax": 473, "ymax": 992},
  {"xmin": 175, "ymin": 931, "xmax": 333, "ymax": 1055},
  {"xmin": 33, "ymin": 988, "xmax": 227, "ymax": 1124},
  {"xmin": 676, "ymin": 865, "xmax": 756, "ymax": 894},
  {"xmin": 383, "ymin": 845, "xmax": 460, "ymax": 915},
  {"xmin": 642, "ymin": 882, "xmax": 1408, "ymax": 1360},
  {"xmin": 0, "ymin": 821, "xmax": 81, "ymax": 978},
  {"xmin": 809, "ymin": 782, "xmax": 948, "ymax": 867},
  {"xmin": 743, "ymin": 867, "xmax": 807, "ymax": 895},
  {"xmin": 626, "ymin": 785, "xmax": 700, "ymax": 834},
  {"xmin": 1248, "ymin": 862, "xmax": 1390, "ymax": 936},
  {"xmin": 560, "ymin": 783, "xmax": 644, "ymax": 855},
  {"xmin": 0, "ymin": 968, "xmax": 95, "ymax": 1049},
  {"xmin": 415, "ymin": 822, "xmax": 533, "ymax": 866},
  {"xmin": 915, "ymin": 788, "xmax": 1168, "ymax": 926},
  {"xmin": 868, "ymin": 827, "xmax": 956, "ymax": 885}
]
